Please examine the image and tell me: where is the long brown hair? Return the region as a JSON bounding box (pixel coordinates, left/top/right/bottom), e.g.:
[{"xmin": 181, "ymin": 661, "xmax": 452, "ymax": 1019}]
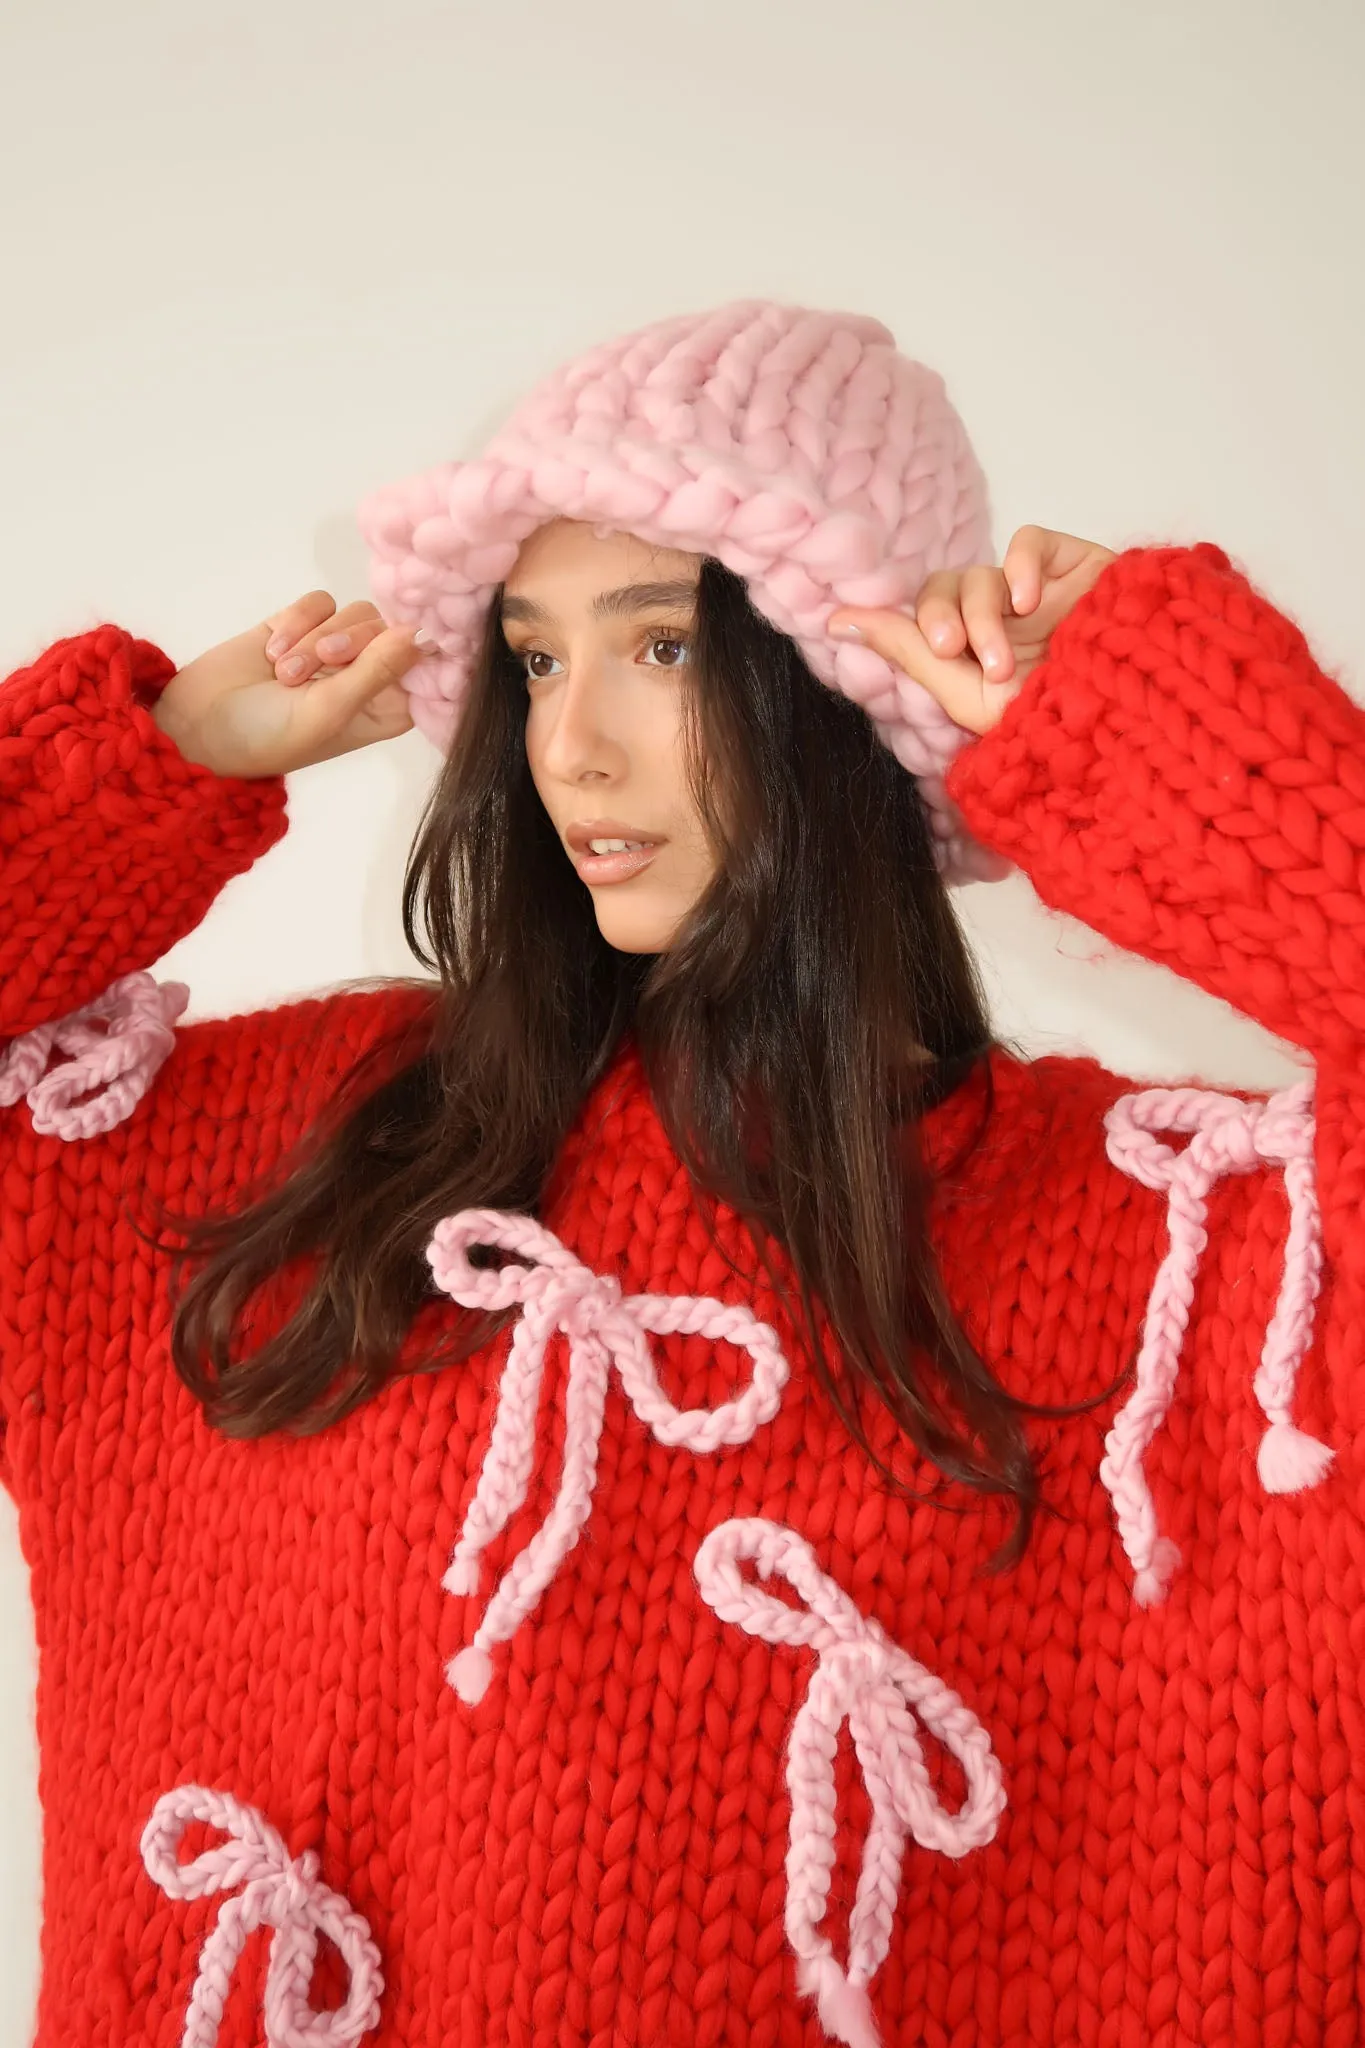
[{"xmin": 141, "ymin": 558, "xmax": 1128, "ymax": 1575}]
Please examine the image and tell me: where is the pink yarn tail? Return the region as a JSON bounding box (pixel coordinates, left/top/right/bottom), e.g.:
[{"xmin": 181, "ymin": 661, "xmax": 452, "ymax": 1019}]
[
  {"xmin": 447, "ymin": 1645, "xmax": 495, "ymax": 1706},
  {"xmin": 1102, "ymin": 1077, "xmax": 1331, "ymax": 1609},
  {"xmin": 796, "ymin": 1955, "xmax": 882, "ymax": 2048},
  {"xmin": 1131, "ymin": 1536, "xmax": 1184, "ymax": 1611},
  {"xmin": 1257, "ymin": 1419, "xmax": 1335, "ymax": 1493}
]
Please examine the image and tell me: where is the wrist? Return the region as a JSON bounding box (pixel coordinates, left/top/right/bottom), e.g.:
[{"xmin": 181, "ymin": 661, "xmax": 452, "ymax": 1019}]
[{"xmin": 149, "ymin": 687, "xmax": 210, "ymax": 769}]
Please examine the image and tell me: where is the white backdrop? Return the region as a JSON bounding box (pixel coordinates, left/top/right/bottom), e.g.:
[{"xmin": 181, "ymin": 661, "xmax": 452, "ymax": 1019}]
[{"xmin": 2, "ymin": 0, "xmax": 1363, "ymax": 2033}]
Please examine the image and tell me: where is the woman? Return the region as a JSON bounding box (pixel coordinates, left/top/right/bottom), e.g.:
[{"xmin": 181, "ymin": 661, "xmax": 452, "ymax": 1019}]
[{"xmin": 1, "ymin": 299, "xmax": 1358, "ymax": 2047}]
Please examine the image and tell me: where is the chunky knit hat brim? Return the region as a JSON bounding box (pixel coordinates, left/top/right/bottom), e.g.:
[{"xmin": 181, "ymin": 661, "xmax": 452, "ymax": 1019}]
[{"xmin": 356, "ymin": 299, "xmax": 1013, "ymax": 884}]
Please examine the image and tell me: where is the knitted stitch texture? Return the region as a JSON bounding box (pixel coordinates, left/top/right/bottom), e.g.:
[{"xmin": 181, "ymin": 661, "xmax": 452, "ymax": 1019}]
[
  {"xmin": 1, "ymin": 544, "xmax": 1362, "ymax": 2046},
  {"xmin": 355, "ymin": 300, "xmax": 1008, "ymax": 885}
]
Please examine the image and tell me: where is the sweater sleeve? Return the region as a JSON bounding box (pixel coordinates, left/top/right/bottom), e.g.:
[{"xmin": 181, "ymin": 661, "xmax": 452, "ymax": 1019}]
[
  {"xmin": 0, "ymin": 622, "xmax": 288, "ymax": 1042},
  {"xmin": 942, "ymin": 539, "xmax": 1365, "ymax": 1448},
  {"xmin": 942, "ymin": 541, "xmax": 1365, "ymax": 1063}
]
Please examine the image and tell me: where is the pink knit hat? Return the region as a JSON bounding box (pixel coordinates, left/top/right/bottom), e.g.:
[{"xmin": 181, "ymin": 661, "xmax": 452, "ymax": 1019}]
[{"xmin": 356, "ymin": 298, "xmax": 1012, "ymax": 885}]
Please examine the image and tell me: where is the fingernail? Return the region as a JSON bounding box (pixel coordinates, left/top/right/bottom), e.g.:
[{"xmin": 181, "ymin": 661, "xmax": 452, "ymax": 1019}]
[
  {"xmin": 932, "ymin": 626, "xmax": 952, "ymax": 649},
  {"xmin": 278, "ymin": 654, "xmax": 305, "ymax": 678},
  {"xmin": 315, "ymin": 632, "xmax": 351, "ymax": 659},
  {"xmin": 413, "ymin": 628, "xmax": 437, "ymax": 650},
  {"xmin": 829, "ymin": 620, "xmax": 862, "ymax": 641},
  {"xmin": 265, "ymin": 631, "xmax": 290, "ymax": 660}
]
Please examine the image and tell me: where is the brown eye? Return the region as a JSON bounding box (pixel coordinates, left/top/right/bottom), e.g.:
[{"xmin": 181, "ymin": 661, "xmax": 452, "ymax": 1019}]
[
  {"xmin": 644, "ymin": 635, "xmax": 690, "ymax": 668},
  {"xmin": 522, "ymin": 650, "xmax": 561, "ymax": 681}
]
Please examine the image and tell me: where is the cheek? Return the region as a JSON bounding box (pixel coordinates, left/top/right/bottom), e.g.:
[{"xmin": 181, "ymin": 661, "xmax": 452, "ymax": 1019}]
[
  {"xmin": 522, "ymin": 704, "xmax": 549, "ymax": 783},
  {"xmin": 669, "ymin": 726, "xmax": 715, "ymax": 854},
  {"xmin": 642, "ymin": 711, "xmax": 707, "ymax": 856}
]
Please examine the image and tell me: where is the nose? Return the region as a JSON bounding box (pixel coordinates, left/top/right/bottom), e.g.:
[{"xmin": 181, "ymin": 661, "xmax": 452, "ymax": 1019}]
[{"xmin": 535, "ymin": 649, "xmax": 625, "ymax": 784}]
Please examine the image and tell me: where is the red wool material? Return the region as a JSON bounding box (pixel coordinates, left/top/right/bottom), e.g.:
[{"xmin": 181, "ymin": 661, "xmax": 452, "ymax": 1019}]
[{"xmin": 1, "ymin": 542, "xmax": 1362, "ymax": 2047}]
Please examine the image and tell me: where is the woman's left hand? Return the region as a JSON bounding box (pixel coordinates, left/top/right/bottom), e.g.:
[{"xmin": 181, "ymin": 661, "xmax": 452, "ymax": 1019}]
[{"xmin": 828, "ymin": 525, "xmax": 1117, "ymax": 735}]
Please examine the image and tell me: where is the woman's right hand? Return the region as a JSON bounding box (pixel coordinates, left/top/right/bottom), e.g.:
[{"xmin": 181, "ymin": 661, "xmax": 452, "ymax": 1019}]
[{"xmin": 151, "ymin": 593, "xmax": 431, "ymax": 777}]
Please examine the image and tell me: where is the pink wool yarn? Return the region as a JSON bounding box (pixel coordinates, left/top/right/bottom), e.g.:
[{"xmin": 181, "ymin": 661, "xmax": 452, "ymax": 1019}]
[
  {"xmin": 1100, "ymin": 1075, "xmax": 1333, "ymax": 1608},
  {"xmin": 140, "ymin": 1784, "xmax": 384, "ymax": 2047},
  {"xmin": 355, "ymin": 299, "xmax": 1012, "ymax": 886},
  {"xmin": 693, "ymin": 1517, "xmax": 1006, "ymax": 2048},
  {"xmin": 424, "ymin": 1205, "xmax": 791, "ymax": 1706}
]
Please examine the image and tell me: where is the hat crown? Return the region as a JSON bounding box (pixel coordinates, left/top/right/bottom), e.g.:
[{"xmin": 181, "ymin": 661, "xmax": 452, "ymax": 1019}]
[{"xmin": 492, "ymin": 301, "xmax": 948, "ymax": 516}]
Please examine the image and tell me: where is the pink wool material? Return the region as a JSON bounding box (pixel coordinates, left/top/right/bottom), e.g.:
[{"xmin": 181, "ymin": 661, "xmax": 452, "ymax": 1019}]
[
  {"xmin": 692, "ymin": 1518, "xmax": 1008, "ymax": 2048},
  {"xmin": 1100, "ymin": 1076, "xmax": 1333, "ymax": 1607},
  {"xmin": 354, "ymin": 299, "xmax": 1011, "ymax": 886},
  {"xmin": 0, "ymin": 969, "xmax": 187, "ymax": 1138},
  {"xmin": 425, "ymin": 1206, "xmax": 792, "ymax": 1703},
  {"xmin": 139, "ymin": 1784, "xmax": 384, "ymax": 2047}
]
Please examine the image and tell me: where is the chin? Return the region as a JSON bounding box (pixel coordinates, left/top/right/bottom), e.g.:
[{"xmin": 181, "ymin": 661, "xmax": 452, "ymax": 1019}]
[{"xmin": 591, "ymin": 897, "xmax": 687, "ymax": 955}]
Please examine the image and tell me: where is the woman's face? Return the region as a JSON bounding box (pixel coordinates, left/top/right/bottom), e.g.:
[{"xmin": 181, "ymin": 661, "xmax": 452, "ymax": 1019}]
[{"xmin": 500, "ymin": 517, "xmax": 718, "ymax": 953}]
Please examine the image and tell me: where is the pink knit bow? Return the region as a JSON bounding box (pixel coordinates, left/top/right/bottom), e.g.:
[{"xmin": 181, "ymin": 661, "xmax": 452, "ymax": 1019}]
[
  {"xmin": 1101, "ymin": 1075, "xmax": 1333, "ymax": 1607},
  {"xmin": 426, "ymin": 1207, "xmax": 792, "ymax": 1705},
  {"xmin": 0, "ymin": 970, "xmax": 188, "ymax": 1138},
  {"xmin": 140, "ymin": 1784, "xmax": 383, "ymax": 2047},
  {"xmin": 693, "ymin": 1517, "xmax": 1006, "ymax": 2048}
]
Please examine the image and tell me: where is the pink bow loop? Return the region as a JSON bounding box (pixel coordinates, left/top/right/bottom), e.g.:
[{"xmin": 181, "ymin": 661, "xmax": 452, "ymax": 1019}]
[
  {"xmin": 1102, "ymin": 1075, "xmax": 1332, "ymax": 1608},
  {"xmin": 0, "ymin": 970, "xmax": 188, "ymax": 1138},
  {"xmin": 693, "ymin": 1517, "xmax": 1006, "ymax": 2048},
  {"xmin": 426, "ymin": 1207, "xmax": 792, "ymax": 1706},
  {"xmin": 140, "ymin": 1784, "xmax": 383, "ymax": 2048}
]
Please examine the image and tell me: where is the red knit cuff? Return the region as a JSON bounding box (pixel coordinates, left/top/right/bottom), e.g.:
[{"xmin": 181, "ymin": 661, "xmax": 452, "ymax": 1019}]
[
  {"xmin": 944, "ymin": 541, "xmax": 1365, "ymax": 1058},
  {"xmin": 0, "ymin": 624, "xmax": 289, "ymax": 1042}
]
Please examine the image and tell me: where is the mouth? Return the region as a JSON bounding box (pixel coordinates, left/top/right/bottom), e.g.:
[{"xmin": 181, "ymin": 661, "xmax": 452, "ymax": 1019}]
[
  {"xmin": 572, "ymin": 841, "xmax": 663, "ymax": 886},
  {"xmin": 566, "ymin": 819, "xmax": 666, "ymax": 885}
]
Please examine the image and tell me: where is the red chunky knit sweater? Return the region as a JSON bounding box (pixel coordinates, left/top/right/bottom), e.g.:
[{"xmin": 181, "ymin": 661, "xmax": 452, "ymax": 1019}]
[{"xmin": 2, "ymin": 542, "xmax": 1363, "ymax": 2048}]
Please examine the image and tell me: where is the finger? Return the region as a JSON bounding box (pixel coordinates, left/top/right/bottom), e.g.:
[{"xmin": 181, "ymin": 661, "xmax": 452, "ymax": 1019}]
[
  {"xmin": 262, "ymin": 590, "xmax": 342, "ymax": 661},
  {"xmin": 289, "ymin": 627, "xmax": 425, "ymax": 748},
  {"xmin": 1003, "ymin": 526, "xmax": 1105, "ymax": 617},
  {"xmin": 959, "ymin": 565, "xmax": 1015, "ymax": 681},
  {"xmin": 1000, "ymin": 526, "xmax": 1050, "ymax": 616},
  {"xmin": 274, "ymin": 604, "xmax": 387, "ymax": 684},
  {"xmin": 275, "ymin": 599, "xmax": 384, "ymax": 667},
  {"xmin": 910, "ymin": 571, "xmax": 967, "ymax": 657},
  {"xmin": 825, "ymin": 604, "xmax": 998, "ymax": 734}
]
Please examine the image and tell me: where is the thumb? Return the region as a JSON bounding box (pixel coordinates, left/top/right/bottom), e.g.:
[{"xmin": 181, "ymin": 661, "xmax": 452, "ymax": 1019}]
[{"xmin": 290, "ymin": 626, "xmax": 426, "ymax": 748}]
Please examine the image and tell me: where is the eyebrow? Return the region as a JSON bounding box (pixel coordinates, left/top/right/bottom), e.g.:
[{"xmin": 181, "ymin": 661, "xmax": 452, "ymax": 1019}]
[{"xmin": 499, "ymin": 579, "xmax": 699, "ymax": 628}]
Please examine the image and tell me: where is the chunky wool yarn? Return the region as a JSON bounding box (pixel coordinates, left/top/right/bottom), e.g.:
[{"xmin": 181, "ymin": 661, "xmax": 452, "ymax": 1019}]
[
  {"xmin": 2, "ymin": 542, "xmax": 1363, "ymax": 2046},
  {"xmin": 140, "ymin": 1784, "xmax": 385, "ymax": 2047},
  {"xmin": 355, "ymin": 299, "xmax": 1011, "ymax": 885}
]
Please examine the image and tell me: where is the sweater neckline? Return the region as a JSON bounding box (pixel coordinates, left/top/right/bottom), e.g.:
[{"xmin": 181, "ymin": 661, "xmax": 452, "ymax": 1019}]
[{"xmin": 566, "ymin": 1028, "xmax": 1020, "ymax": 1186}]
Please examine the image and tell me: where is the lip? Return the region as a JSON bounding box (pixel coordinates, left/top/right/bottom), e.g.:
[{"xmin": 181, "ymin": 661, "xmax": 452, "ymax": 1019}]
[
  {"xmin": 565, "ymin": 818, "xmax": 667, "ymax": 857},
  {"xmin": 575, "ymin": 843, "xmax": 661, "ymax": 885}
]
